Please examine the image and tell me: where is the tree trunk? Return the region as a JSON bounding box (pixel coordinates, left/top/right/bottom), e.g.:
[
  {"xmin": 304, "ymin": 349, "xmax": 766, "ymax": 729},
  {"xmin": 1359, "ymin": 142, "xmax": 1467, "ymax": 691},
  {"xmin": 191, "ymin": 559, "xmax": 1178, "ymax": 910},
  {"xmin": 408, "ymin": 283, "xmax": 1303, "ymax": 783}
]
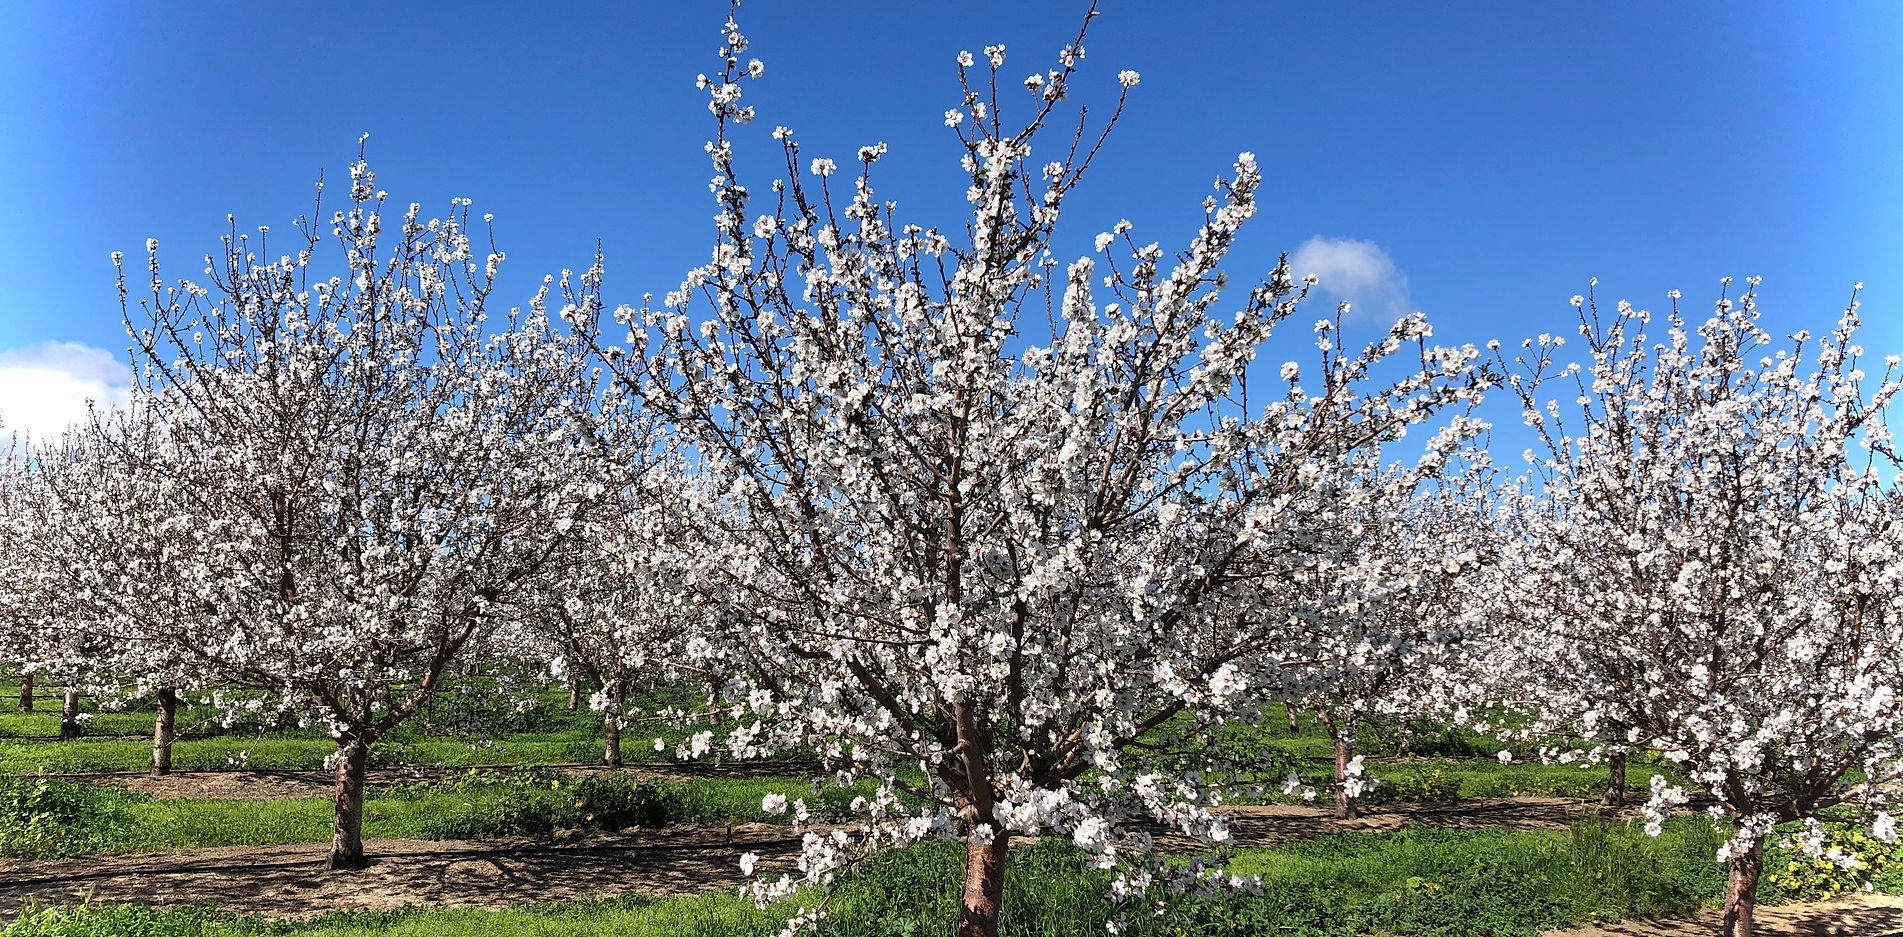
[
  {"xmin": 1602, "ymin": 748, "xmax": 1627, "ymax": 807},
  {"xmin": 1334, "ymin": 736, "xmax": 1358, "ymax": 820},
  {"xmin": 1286, "ymin": 706, "xmax": 1300, "ymax": 733},
  {"xmin": 1720, "ymin": 834, "xmax": 1765, "ymax": 937},
  {"xmin": 566, "ymin": 674, "xmax": 581, "ymax": 712},
  {"xmin": 16, "ymin": 672, "xmax": 32, "ymax": 712},
  {"xmin": 59, "ymin": 686, "xmax": 80, "ymax": 741},
  {"xmin": 151, "ymin": 687, "xmax": 178, "ymax": 776},
  {"xmin": 603, "ymin": 682, "xmax": 625, "ymax": 769},
  {"xmin": 328, "ymin": 736, "xmax": 371, "ymax": 870},
  {"xmin": 955, "ymin": 829, "xmax": 1011, "ymax": 937}
]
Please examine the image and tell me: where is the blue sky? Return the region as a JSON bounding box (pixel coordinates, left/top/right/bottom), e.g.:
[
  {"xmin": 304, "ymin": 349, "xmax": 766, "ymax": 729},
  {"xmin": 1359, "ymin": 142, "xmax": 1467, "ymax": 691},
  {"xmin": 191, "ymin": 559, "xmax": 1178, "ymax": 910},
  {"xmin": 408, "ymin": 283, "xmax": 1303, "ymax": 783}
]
[{"xmin": 0, "ymin": 1, "xmax": 1898, "ymax": 440}]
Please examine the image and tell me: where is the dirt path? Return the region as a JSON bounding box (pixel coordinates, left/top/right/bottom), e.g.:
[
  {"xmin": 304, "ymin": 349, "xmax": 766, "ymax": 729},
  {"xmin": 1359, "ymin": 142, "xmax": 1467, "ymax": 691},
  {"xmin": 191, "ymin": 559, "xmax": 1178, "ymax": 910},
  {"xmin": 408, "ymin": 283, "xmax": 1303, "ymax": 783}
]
[
  {"xmin": 0, "ymin": 823, "xmax": 800, "ymax": 918},
  {"xmin": 0, "ymin": 797, "xmax": 1617, "ymax": 919},
  {"xmin": 77, "ymin": 760, "xmax": 821, "ymax": 800},
  {"xmin": 1541, "ymin": 892, "xmax": 1903, "ymax": 936}
]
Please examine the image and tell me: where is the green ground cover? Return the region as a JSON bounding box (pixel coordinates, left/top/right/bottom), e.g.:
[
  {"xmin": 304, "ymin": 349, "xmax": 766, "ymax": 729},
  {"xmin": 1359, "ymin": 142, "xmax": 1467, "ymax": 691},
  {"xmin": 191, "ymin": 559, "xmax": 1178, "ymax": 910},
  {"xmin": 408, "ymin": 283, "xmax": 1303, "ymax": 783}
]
[
  {"xmin": 0, "ymin": 733, "xmax": 641, "ymax": 775},
  {"xmin": 0, "ymin": 677, "xmax": 720, "ymax": 773},
  {"xmin": 0, "ymin": 770, "xmax": 876, "ymax": 859},
  {"xmin": 7, "ymin": 819, "xmax": 1899, "ymax": 937},
  {"xmin": 1143, "ymin": 708, "xmax": 1665, "ymax": 799},
  {"xmin": 0, "ymin": 756, "xmax": 1659, "ymax": 862},
  {"xmin": 3, "ymin": 681, "xmax": 1641, "ymax": 805},
  {"xmin": 1357, "ymin": 758, "xmax": 1655, "ymax": 803}
]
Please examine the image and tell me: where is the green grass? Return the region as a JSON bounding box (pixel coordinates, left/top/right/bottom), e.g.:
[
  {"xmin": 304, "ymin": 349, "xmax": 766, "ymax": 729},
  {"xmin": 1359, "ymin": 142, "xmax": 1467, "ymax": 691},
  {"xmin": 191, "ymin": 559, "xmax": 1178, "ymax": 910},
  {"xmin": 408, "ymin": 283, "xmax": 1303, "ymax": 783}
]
[
  {"xmin": 0, "ymin": 892, "xmax": 798, "ymax": 937},
  {"xmin": 0, "ymin": 770, "xmax": 875, "ymax": 858},
  {"xmin": 0, "ymin": 727, "xmax": 728, "ymax": 775},
  {"xmin": 1144, "ymin": 707, "xmax": 1668, "ymax": 808},
  {"xmin": 0, "ymin": 688, "xmax": 1634, "ymax": 806},
  {"xmin": 0, "ymin": 676, "xmax": 739, "ymax": 775},
  {"xmin": 9, "ymin": 818, "xmax": 1899, "ymax": 937},
  {"xmin": 0, "ymin": 678, "xmax": 715, "ymax": 763},
  {"xmin": 1359, "ymin": 758, "xmax": 1659, "ymax": 803}
]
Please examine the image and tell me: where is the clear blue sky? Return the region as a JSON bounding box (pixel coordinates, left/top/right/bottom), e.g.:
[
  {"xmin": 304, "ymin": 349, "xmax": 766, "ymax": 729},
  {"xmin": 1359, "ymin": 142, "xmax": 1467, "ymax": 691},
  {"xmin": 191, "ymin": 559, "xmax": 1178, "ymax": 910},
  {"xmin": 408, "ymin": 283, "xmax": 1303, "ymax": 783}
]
[{"xmin": 1, "ymin": 1, "xmax": 1898, "ymax": 438}]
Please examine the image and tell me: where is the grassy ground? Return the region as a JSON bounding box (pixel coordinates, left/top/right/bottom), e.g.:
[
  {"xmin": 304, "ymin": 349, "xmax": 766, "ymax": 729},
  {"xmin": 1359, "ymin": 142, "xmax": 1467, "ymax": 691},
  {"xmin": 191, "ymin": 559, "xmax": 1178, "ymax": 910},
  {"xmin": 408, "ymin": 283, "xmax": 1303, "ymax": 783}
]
[
  {"xmin": 1357, "ymin": 758, "xmax": 1653, "ymax": 802},
  {"xmin": 0, "ymin": 678, "xmax": 717, "ymax": 773},
  {"xmin": 0, "ymin": 680, "xmax": 1871, "ymax": 937},
  {"xmin": 1, "ymin": 674, "xmax": 1671, "ymax": 870},
  {"xmin": 7, "ymin": 818, "xmax": 1899, "ymax": 937},
  {"xmin": 0, "ymin": 770, "xmax": 879, "ymax": 858},
  {"xmin": 0, "ymin": 733, "xmax": 642, "ymax": 774},
  {"xmin": 1, "ymin": 687, "xmax": 1652, "ymax": 807}
]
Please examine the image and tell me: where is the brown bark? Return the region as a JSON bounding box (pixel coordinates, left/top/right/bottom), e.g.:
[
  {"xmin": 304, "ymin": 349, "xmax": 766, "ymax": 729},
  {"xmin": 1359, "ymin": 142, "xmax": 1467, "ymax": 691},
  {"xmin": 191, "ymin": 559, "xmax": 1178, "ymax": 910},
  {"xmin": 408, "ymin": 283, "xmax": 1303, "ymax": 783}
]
[
  {"xmin": 1286, "ymin": 706, "xmax": 1300, "ymax": 733},
  {"xmin": 566, "ymin": 673, "xmax": 581, "ymax": 712},
  {"xmin": 603, "ymin": 713, "xmax": 623, "ymax": 767},
  {"xmin": 151, "ymin": 687, "xmax": 178, "ymax": 776},
  {"xmin": 327, "ymin": 737, "xmax": 371, "ymax": 870},
  {"xmin": 603, "ymin": 683, "xmax": 625, "ymax": 769},
  {"xmin": 16, "ymin": 672, "xmax": 31, "ymax": 712},
  {"xmin": 955, "ymin": 829, "xmax": 1011, "ymax": 937},
  {"xmin": 59, "ymin": 686, "xmax": 81, "ymax": 741},
  {"xmin": 1720, "ymin": 834, "xmax": 1765, "ymax": 937},
  {"xmin": 1313, "ymin": 708, "xmax": 1358, "ymax": 820},
  {"xmin": 1602, "ymin": 748, "xmax": 1627, "ymax": 807},
  {"xmin": 1334, "ymin": 736, "xmax": 1358, "ymax": 820}
]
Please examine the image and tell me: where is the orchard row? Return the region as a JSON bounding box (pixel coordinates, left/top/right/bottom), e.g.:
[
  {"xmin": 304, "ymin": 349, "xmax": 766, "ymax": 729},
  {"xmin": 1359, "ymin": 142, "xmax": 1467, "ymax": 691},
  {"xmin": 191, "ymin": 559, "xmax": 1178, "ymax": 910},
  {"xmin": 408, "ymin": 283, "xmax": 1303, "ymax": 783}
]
[{"xmin": 2, "ymin": 8, "xmax": 1897, "ymax": 937}]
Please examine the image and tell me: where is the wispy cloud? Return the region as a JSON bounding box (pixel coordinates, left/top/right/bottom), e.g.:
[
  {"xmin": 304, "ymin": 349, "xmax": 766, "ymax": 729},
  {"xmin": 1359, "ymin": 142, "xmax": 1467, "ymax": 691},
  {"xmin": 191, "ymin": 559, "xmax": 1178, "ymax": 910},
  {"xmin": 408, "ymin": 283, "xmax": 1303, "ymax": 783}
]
[
  {"xmin": 1288, "ymin": 236, "xmax": 1414, "ymax": 324},
  {"xmin": 0, "ymin": 341, "xmax": 132, "ymax": 444}
]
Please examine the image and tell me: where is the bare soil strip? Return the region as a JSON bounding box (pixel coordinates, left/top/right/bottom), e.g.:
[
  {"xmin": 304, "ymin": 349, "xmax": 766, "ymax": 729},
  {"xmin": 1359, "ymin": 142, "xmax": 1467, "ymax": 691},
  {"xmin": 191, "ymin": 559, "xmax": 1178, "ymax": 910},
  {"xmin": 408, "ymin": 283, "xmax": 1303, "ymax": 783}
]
[
  {"xmin": 0, "ymin": 823, "xmax": 799, "ymax": 918},
  {"xmin": 1539, "ymin": 892, "xmax": 1903, "ymax": 937}
]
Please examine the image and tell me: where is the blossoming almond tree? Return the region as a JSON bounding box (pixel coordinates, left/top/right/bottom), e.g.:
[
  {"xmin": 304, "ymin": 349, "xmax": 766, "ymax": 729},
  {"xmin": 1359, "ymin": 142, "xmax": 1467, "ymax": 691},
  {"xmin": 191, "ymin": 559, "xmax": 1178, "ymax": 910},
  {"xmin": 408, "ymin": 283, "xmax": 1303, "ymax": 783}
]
[
  {"xmin": 1266, "ymin": 473, "xmax": 1496, "ymax": 819},
  {"xmin": 1495, "ymin": 282, "xmax": 1903, "ymax": 937},
  {"xmin": 57, "ymin": 159, "xmax": 612, "ymax": 869},
  {"xmin": 599, "ymin": 7, "xmax": 1491, "ymax": 934},
  {"xmin": 0, "ymin": 418, "xmax": 208, "ymax": 769},
  {"xmin": 513, "ymin": 454, "xmax": 709, "ymax": 768}
]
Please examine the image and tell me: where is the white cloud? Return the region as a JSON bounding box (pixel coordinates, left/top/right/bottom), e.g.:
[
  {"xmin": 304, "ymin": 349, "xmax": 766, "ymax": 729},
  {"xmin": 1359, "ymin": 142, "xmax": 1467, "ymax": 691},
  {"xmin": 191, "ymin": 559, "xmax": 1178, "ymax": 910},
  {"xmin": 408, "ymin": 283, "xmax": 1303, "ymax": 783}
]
[
  {"xmin": 1288, "ymin": 236, "xmax": 1414, "ymax": 323},
  {"xmin": 0, "ymin": 341, "xmax": 132, "ymax": 444}
]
